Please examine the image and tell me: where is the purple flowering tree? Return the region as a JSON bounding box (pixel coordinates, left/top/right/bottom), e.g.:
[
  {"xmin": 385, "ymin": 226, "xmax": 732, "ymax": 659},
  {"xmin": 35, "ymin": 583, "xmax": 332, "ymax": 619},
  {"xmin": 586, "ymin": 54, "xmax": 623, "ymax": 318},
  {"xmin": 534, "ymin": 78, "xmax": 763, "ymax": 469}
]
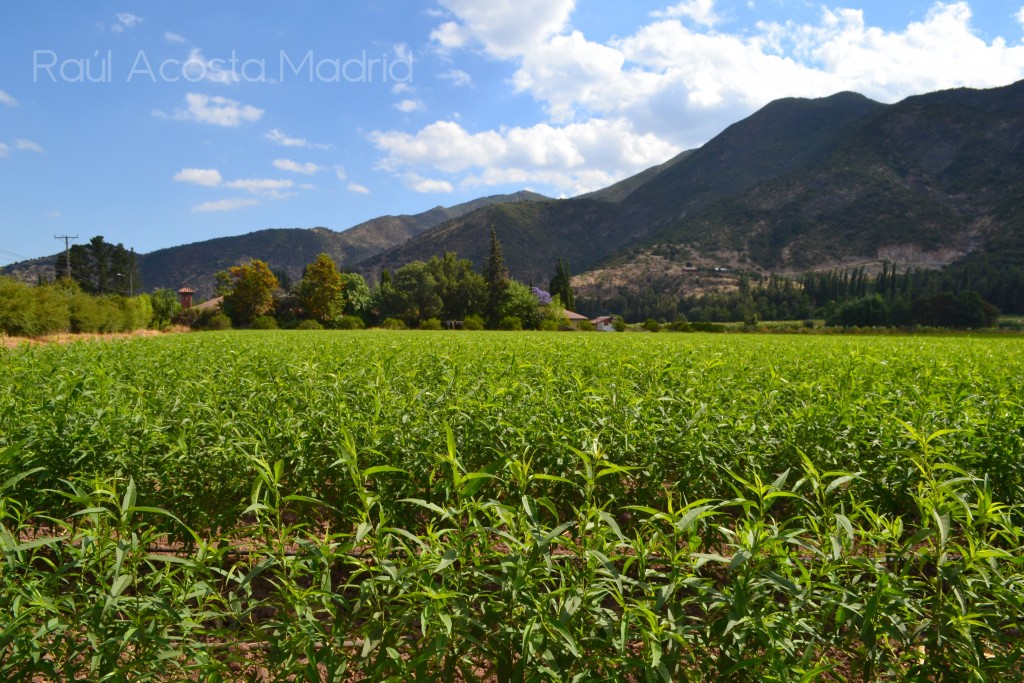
[{"xmin": 531, "ymin": 287, "xmax": 552, "ymax": 305}]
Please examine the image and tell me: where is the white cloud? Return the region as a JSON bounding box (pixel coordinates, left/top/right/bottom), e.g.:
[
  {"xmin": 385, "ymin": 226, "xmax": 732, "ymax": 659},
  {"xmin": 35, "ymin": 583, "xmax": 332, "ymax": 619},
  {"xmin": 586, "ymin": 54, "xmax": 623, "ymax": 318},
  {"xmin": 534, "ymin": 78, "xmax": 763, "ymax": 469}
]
[
  {"xmin": 192, "ymin": 198, "xmax": 259, "ymax": 213},
  {"xmin": 116, "ymin": 13, "xmax": 143, "ymax": 27},
  {"xmin": 652, "ymin": 0, "xmax": 721, "ymax": 26},
  {"xmin": 406, "ymin": 0, "xmax": 1024, "ymax": 196},
  {"xmin": 182, "ymin": 49, "xmax": 240, "ymax": 84},
  {"xmin": 45, "ymin": 210, "xmax": 62, "ymax": 219},
  {"xmin": 225, "ymin": 178, "xmax": 295, "ymax": 198},
  {"xmin": 433, "ymin": 0, "xmax": 575, "ymax": 58},
  {"xmin": 273, "ymin": 158, "xmax": 322, "ymax": 174},
  {"xmin": 394, "ymin": 99, "xmax": 425, "ymax": 112},
  {"xmin": 439, "ymin": 69, "xmax": 472, "ymax": 86},
  {"xmin": 173, "ymin": 168, "xmax": 223, "ymax": 187},
  {"xmin": 335, "ymin": 166, "xmax": 347, "ymax": 181},
  {"xmin": 1018, "ymin": 6, "xmax": 1024, "ymax": 25},
  {"xmin": 14, "ymin": 139, "xmax": 44, "ymax": 153},
  {"xmin": 264, "ymin": 128, "xmax": 332, "ymax": 150},
  {"xmin": 111, "ymin": 13, "xmax": 142, "ymax": 32},
  {"xmin": 403, "ymin": 173, "xmax": 454, "ymax": 193},
  {"xmin": 371, "ymin": 118, "xmax": 677, "ymax": 194},
  {"xmin": 1, "ymin": 139, "xmax": 46, "ymax": 157},
  {"xmin": 164, "ymin": 31, "xmax": 187, "ymax": 44},
  {"xmin": 431, "ymin": 22, "xmax": 469, "ymax": 50},
  {"xmin": 0, "ymin": 90, "xmax": 17, "ymax": 107},
  {"xmin": 347, "ymin": 182, "xmax": 371, "ymax": 194},
  {"xmin": 156, "ymin": 93, "xmax": 264, "ymax": 127}
]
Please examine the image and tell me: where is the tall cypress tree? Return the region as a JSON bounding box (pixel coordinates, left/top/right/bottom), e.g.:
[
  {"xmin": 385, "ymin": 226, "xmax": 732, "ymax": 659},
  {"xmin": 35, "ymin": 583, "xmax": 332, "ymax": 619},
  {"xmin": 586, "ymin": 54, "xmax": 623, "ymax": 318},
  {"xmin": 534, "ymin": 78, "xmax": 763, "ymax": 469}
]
[
  {"xmin": 484, "ymin": 228, "xmax": 509, "ymax": 326},
  {"xmin": 549, "ymin": 258, "xmax": 575, "ymax": 312}
]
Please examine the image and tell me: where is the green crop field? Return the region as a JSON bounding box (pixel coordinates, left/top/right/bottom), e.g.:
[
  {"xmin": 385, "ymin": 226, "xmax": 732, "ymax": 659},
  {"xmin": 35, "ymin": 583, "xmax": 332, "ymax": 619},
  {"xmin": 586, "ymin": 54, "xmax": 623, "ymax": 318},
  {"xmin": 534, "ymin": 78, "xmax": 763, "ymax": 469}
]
[{"xmin": 1, "ymin": 331, "xmax": 1023, "ymax": 681}]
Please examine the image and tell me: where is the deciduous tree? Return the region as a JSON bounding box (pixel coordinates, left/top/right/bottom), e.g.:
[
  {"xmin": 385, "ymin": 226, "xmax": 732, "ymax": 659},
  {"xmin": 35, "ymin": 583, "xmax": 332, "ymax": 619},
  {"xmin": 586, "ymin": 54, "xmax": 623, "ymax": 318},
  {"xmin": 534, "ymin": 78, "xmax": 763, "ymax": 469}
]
[
  {"xmin": 298, "ymin": 254, "xmax": 345, "ymax": 324},
  {"xmin": 222, "ymin": 259, "xmax": 278, "ymax": 325}
]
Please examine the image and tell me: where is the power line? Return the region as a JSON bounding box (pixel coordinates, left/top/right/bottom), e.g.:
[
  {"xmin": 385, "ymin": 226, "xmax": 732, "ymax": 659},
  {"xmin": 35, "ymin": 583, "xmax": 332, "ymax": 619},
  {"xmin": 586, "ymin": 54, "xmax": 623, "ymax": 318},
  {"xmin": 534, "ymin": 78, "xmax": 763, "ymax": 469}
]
[{"xmin": 54, "ymin": 234, "xmax": 77, "ymax": 278}]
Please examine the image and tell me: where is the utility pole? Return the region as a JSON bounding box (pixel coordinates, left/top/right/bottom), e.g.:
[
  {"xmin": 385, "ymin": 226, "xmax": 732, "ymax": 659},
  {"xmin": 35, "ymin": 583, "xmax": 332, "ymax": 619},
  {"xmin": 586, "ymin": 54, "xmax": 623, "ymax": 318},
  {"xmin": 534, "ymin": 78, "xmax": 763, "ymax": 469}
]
[{"xmin": 54, "ymin": 234, "xmax": 77, "ymax": 279}]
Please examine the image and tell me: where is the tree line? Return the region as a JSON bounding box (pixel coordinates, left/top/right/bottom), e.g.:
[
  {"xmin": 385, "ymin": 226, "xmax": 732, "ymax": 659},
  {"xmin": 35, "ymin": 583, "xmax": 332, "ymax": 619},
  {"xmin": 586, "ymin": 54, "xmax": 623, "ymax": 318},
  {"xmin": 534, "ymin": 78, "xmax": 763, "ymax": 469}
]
[
  {"xmin": 580, "ymin": 262, "xmax": 1014, "ymax": 329},
  {"xmin": 197, "ymin": 230, "xmax": 580, "ymax": 331}
]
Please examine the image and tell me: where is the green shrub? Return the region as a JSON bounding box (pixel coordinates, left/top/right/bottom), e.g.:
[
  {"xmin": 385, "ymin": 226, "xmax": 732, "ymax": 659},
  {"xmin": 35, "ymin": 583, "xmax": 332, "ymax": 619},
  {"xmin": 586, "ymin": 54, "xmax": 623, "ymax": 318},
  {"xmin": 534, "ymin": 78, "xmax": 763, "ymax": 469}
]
[
  {"xmin": 250, "ymin": 315, "xmax": 279, "ymax": 330},
  {"xmin": 296, "ymin": 319, "xmax": 323, "ymax": 330},
  {"xmin": 690, "ymin": 321, "xmax": 726, "ymax": 333},
  {"xmin": 538, "ymin": 318, "xmax": 560, "ymax": 331},
  {"xmin": 379, "ymin": 317, "xmax": 407, "ymax": 330},
  {"xmin": 202, "ymin": 312, "xmax": 232, "ymax": 330},
  {"xmin": 334, "ymin": 315, "xmax": 366, "ymax": 330},
  {"xmin": 419, "ymin": 318, "xmax": 443, "ymax": 330},
  {"xmin": 576, "ymin": 320, "xmax": 594, "ymax": 332},
  {"xmin": 463, "ymin": 315, "xmax": 485, "ymax": 331},
  {"xmin": 643, "ymin": 318, "xmax": 662, "ymax": 332},
  {"xmin": 0, "ymin": 278, "xmax": 70, "ymax": 336},
  {"xmin": 498, "ymin": 315, "xmax": 523, "ymax": 331}
]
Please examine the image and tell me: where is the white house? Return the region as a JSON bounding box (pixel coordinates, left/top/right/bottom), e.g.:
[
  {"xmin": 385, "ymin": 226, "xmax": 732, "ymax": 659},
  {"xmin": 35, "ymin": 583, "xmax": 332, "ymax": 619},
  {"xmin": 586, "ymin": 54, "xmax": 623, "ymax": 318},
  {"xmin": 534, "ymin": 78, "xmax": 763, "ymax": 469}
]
[{"xmin": 592, "ymin": 316, "xmax": 615, "ymax": 332}]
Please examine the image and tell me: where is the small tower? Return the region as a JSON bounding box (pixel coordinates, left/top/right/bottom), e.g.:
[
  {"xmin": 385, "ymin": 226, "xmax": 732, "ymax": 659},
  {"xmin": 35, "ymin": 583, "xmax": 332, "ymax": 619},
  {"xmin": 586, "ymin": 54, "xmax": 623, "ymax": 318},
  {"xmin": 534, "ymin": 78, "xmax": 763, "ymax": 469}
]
[{"xmin": 177, "ymin": 287, "xmax": 195, "ymax": 309}]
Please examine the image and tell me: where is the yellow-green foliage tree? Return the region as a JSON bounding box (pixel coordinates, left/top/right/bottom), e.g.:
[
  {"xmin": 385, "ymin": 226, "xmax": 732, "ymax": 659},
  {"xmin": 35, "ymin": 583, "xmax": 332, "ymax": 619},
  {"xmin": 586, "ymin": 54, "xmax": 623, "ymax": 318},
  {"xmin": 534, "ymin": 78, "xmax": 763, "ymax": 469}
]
[
  {"xmin": 222, "ymin": 259, "xmax": 278, "ymax": 325},
  {"xmin": 298, "ymin": 253, "xmax": 345, "ymax": 324}
]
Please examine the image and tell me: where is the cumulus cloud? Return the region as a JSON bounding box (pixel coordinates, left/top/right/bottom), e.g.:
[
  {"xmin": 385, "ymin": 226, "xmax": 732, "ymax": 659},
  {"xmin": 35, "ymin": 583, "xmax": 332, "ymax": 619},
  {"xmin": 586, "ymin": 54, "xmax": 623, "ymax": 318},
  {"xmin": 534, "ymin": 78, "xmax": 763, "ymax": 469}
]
[
  {"xmin": 651, "ymin": 0, "xmax": 721, "ymax": 26},
  {"xmin": 182, "ymin": 49, "xmax": 240, "ymax": 84},
  {"xmin": 164, "ymin": 31, "xmax": 187, "ymax": 44},
  {"xmin": 403, "ymin": 173, "xmax": 454, "ymax": 193},
  {"xmin": 192, "ymin": 198, "xmax": 259, "ymax": 213},
  {"xmin": 174, "ymin": 167, "xmax": 306, "ymax": 209},
  {"xmin": 347, "ymin": 182, "xmax": 371, "ymax": 194},
  {"xmin": 402, "ymin": 0, "xmax": 1024, "ymax": 195},
  {"xmin": 0, "ymin": 143, "xmax": 9, "ymax": 158},
  {"xmin": 173, "ymin": 168, "xmax": 223, "ymax": 187},
  {"xmin": 273, "ymin": 158, "xmax": 322, "ymax": 174},
  {"xmin": 394, "ymin": 99, "xmax": 426, "ymax": 112},
  {"xmin": 264, "ymin": 128, "xmax": 333, "ymax": 150},
  {"xmin": 433, "ymin": 0, "xmax": 575, "ymax": 58},
  {"xmin": 0, "ymin": 90, "xmax": 17, "ymax": 107},
  {"xmin": 155, "ymin": 93, "xmax": 263, "ymax": 127},
  {"xmin": 371, "ymin": 118, "xmax": 677, "ymax": 194},
  {"xmin": 14, "ymin": 139, "xmax": 44, "ymax": 153}
]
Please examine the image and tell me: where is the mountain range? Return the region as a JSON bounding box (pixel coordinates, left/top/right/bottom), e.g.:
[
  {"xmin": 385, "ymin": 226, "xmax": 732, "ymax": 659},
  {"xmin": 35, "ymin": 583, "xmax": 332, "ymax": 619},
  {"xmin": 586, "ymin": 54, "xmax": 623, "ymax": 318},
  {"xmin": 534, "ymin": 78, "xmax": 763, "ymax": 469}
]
[{"xmin": 4, "ymin": 80, "xmax": 1023, "ymax": 304}]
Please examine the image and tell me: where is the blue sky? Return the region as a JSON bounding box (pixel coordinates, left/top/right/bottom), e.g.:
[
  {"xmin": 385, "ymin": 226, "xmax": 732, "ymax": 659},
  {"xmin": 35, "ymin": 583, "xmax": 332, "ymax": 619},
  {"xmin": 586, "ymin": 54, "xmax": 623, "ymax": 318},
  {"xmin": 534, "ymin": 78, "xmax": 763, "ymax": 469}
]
[{"xmin": 2, "ymin": 1, "xmax": 1024, "ymax": 263}]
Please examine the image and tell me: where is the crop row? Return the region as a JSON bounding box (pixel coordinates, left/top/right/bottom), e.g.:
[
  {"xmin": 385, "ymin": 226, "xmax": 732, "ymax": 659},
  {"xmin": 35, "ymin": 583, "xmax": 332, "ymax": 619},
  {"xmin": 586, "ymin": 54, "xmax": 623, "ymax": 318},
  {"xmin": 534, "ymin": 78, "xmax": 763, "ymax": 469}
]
[{"xmin": 1, "ymin": 331, "xmax": 1023, "ymax": 680}]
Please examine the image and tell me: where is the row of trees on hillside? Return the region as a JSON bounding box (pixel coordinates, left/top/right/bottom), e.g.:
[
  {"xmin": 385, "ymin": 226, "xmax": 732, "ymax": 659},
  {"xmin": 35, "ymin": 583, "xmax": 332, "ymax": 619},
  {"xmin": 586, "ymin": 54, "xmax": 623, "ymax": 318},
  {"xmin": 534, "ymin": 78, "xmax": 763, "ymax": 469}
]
[
  {"xmin": 207, "ymin": 231, "xmax": 579, "ymax": 331},
  {"xmin": 580, "ymin": 263, "xmax": 1011, "ymax": 328}
]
